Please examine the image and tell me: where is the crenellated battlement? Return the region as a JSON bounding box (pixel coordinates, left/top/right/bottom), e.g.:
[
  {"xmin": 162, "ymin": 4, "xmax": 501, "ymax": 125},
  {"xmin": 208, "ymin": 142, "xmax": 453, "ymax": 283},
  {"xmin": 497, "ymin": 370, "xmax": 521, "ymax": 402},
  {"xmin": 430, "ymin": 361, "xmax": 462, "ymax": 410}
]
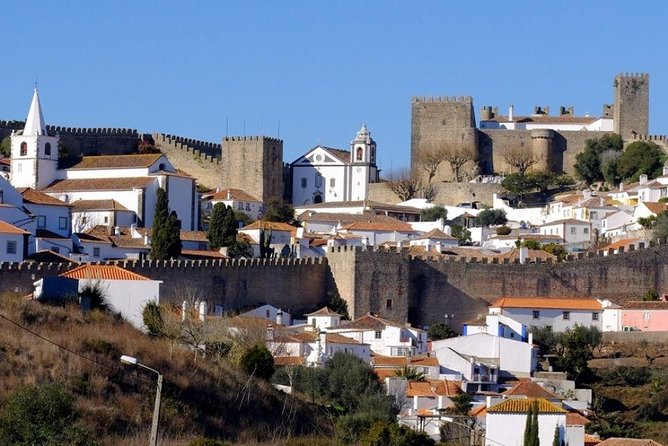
[
  {"xmin": 411, "ymin": 96, "xmax": 473, "ymax": 104},
  {"xmin": 153, "ymin": 133, "xmax": 221, "ymax": 164},
  {"xmin": 616, "ymin": 72, "xmax": 649, "ymax": 80},
  {"xmin": 223, "ymin": 136, "xmax": 283, "ymax": 143},
  {"xmin": 631, "ymin": 133, "xmax": 666, "ymax": 142},
  {"xmin": 48, "ymin": 126, "xmax": 139, "ymax": 136}
]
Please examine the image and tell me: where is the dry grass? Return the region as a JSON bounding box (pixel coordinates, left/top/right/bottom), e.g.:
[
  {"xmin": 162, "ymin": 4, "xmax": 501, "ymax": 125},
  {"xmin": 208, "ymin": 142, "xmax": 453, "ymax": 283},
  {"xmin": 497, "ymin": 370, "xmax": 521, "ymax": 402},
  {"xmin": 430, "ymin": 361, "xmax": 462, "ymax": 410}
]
[{"xmin": 0, "ymin": 293, "xmax": 330, "ymax": 444}]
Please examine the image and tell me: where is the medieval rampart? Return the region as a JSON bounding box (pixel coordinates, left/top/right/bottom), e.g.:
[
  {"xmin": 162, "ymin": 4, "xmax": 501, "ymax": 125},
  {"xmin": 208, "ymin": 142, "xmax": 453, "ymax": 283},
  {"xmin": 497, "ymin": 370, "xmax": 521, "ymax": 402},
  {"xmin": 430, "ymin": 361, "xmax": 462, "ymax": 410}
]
[{"xmin": 152, "ymin": 133, "xmax": 222, "ymax": 189}]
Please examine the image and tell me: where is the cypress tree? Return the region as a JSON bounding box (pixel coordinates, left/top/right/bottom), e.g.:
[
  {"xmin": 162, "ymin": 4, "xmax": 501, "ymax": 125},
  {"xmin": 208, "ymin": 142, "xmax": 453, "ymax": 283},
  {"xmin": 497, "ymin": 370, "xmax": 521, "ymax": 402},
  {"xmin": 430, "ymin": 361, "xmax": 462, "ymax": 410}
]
[
  {"xmin": 166, "ymin": 211, "xmax": 182, "ymax": 259},
  {"xmin": 150, "ymin": 189, "xmax": 182, "ymax": 260},
  {"xmin": 221, "ymin": 205, "xmax": 238, "ymax": 247},
  {"xmin": 531, "ymin": 400, "xmax": 540, "ymax": 446},
  {"xmin": 523, "ymin": 402, "xmax": 533, "ymax": 446},
  {"xmin": 207, "ymin": 202, "xmax": 227, "ymax": 249},
  {"xmin": 552, "ymin": 424, "xmax": 560, "ymax": 446}
]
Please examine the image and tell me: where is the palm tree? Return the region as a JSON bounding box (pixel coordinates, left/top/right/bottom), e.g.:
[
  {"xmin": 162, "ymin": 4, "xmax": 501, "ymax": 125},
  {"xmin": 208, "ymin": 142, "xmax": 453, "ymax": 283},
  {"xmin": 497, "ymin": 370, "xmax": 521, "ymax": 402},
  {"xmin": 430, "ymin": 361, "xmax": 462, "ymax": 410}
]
[{"xmin": 394, "ymin": 365, "xmax": 425, "ymax": 381}]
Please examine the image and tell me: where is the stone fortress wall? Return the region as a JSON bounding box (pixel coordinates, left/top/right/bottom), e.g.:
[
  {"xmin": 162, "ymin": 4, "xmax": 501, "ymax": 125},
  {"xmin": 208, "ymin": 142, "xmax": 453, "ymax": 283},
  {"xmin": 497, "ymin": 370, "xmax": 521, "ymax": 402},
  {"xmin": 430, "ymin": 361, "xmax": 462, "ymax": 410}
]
[
  {"xmin": 410, "ymin": 73, "xmax": 662, "ymax": 182},
  {"xmin": 5, "ymin": 242, "xmax": 668, "ymax": 329}
]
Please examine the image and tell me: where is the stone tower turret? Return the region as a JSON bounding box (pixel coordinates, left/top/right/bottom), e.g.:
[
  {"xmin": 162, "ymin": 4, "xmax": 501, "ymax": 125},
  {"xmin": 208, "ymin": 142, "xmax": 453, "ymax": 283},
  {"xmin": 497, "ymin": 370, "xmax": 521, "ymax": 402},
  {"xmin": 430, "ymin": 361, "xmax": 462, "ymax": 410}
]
[
  {"xmin": 221, "ymin": 136, "xmax": 284, "ymax": 203},
  {"xmin": 613, "ymin": 73, "xmax": 649, "ymax": 139}
]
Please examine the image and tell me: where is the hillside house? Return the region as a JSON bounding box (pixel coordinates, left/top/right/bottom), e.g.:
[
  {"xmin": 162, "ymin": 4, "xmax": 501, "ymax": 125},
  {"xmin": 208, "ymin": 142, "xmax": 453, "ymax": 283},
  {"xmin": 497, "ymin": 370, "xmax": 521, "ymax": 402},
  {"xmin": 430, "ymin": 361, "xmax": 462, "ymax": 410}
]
[
  {"xmin": 202, "ymin": 188, "xmax": 264, "ymax": 221},
  {"xmin": 0, "ymin": 220, "xmax": 30, "ymax": 262},
  {"xmin": 539, "ymin": 219, "xmax": 592, "ymax": 250},
  {"xmin": 485, "ymin": 399, "xmax": 567, "ymax": 446},
  {"xmin": 269, "ymin": 330, "xmax": 370, "ymax": 366},
  {"xmin": 489, "ymin": 297, "xmax": 603, "ymax": 332},
  {"xmin": 620, "ymin": 300, "xmax": 668, "ymax": 332}
]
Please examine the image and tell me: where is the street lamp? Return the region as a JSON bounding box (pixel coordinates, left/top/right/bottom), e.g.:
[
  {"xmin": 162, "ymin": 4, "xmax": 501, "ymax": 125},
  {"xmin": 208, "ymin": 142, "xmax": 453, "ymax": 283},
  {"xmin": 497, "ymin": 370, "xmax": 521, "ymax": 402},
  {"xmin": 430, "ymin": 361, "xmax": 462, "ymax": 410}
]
[
  {"xmin": 120, "ymin": 355, "xmax": 163, "ymax": 446},
  {"xmin": 444, "ymin": 313, "xmax": 455, "ymax": 326}
]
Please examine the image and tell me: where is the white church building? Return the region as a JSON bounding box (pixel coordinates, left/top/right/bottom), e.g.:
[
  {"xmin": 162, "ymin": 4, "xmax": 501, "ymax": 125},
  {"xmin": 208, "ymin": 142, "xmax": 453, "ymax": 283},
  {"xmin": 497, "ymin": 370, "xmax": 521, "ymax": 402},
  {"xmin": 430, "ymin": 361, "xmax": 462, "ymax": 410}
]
[
  {"xmin": 9, "ymin": 89, "xmax": 199, "ymax": 231},
  {"xmin": 290, "ymin": 125, "xmax": 380, "ymax": 205}
]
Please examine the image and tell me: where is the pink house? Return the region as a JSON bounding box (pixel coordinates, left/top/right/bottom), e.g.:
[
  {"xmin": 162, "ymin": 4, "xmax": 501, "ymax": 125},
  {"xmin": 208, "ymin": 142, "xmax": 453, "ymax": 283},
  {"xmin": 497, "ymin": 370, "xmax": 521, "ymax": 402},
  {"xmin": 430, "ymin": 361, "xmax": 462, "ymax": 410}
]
[{"xmin": 620, "ymin": 301, "xmax": 668, "ymax": 331}]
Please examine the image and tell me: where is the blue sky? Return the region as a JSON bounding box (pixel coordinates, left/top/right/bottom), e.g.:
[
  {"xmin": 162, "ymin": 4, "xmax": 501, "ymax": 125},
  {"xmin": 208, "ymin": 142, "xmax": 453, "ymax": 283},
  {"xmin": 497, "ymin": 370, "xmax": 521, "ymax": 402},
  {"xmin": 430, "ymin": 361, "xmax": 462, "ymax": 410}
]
[{"xmin": 2, "ymin": 1, "xmax": 667, "ymax": 171}]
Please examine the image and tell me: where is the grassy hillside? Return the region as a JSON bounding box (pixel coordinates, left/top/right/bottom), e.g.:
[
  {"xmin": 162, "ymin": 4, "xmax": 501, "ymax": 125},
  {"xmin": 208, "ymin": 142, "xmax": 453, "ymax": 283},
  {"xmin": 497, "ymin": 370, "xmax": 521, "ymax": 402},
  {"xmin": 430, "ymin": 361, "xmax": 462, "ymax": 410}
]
[{"xmin": 0, "ymin": 293, "xmax": 330, "ymax": 445}]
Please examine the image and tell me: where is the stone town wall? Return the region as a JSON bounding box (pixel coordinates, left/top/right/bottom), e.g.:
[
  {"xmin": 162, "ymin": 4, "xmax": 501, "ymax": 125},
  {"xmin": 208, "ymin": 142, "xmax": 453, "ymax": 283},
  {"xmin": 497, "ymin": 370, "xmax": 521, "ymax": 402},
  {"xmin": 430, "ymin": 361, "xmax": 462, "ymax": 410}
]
[
  {"xmin": 368, "ymin": 181, "xmax": 503, "ymax": 207},
  {"xmin": 152, "ymin": 133, "xmax": 222, "ymax": 190}
]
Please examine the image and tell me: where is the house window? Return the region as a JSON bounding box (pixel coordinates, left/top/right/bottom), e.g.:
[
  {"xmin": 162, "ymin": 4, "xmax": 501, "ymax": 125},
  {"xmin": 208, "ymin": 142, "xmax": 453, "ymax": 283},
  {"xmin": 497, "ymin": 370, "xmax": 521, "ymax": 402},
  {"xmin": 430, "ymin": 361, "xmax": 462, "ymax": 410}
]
[
  {"xmin": 584, "ymin": 228, "xmax": 589, "ymax": 235},
  {"xmin": 590, "ymin": 211, "xmax": 598, "ymax": 219},
  {"xmin": 20, "ymin": 142, "xmax": 27, "ymax": 156},
  {"xmin": 330, "ymin": 178, "xmax": 336, "ymax": 188},
  {"xmin": 93, "ymin": 247, "xmax": 100, "ymax": 257},
  {"xmin": 245, "ymin": 203, "xmax": 250, "ymax": 211},
  {"xmin": 315, "ymin": 173, "xmax": 323, "ymax": 188},
  {"xmin": 644, "ymin": 311, "xmax": 650, "ymax": 321},
  {"xmin": 301, "ymin": 178, "xmax": 307, "ymax": 188},
  {"xmin": 59, "ymin": 217, "xmax": 67, "ymax": 230},
  {"xmin": 386, "ymin": 299, "xmax": 393, "ymax": 309},
  {"xmin": 6, "ymin": 241, "xmax": 16, "ymax": 255},
  {"xmin": 81, "ymin": 216, "xmax": 87, "ymax": 224},
  {"xmin": 374, "ymin": 330, "xmax": 382, "ymax": 339},
  {"xmin": 563, "ymin": 311, "xmax": 570, "ymax": 320},
  {"xmin": 570, "ymin": 227, "xmax": 576, "ymax": 235},
  {"xmin": 266, "ymin": 309, "xmax": 270, "ymax": 318},
  {"xmin": 104, "ymin": 216, "xmax": 109, "ymax": 224},
  {"xmin": 45, "ymin": 142, "xmax": 51, "ymax": 156},
  {"xmin": 37, "ymin": 215, "xmax": 46, "ymax": 228},
  {"xmin": 356, "ymin": 147, "xmax": 363, "ymax": 161},
  {"xmin": 237, "ymin": 202, "xmax": 243, "ymax": 210},
  {"xmin": 532, "ymin": 310, "xmax": 540, "ymax": 319},
  {"xmin": 592, "ymin": 312, "xmax": 599, "ymax": 321}
]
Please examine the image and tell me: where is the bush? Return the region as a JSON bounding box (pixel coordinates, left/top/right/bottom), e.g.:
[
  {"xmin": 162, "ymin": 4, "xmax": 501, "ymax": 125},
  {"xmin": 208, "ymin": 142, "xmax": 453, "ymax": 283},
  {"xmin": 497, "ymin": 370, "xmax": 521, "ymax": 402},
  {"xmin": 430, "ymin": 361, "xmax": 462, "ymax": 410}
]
[
  {"xmin": 360, "ymin": 421, "xmax": 435, "ymax": 446},
  {"xmin": 496, "ymin": 225, "xmax": 512, "ymax": 235},
  {"xmin": 428, "ymin": 322, "xmax": 457, "ymax": 341},
  {"xmin": 240, "ymin": 345, "xmax": 275, "ymax": 380},
  {"xmin": 421, "ymin": 206, "xmax": 447, "ymax": 222},
  {"xmin": 189, "ymin": 437, "xmax": 232, "ymax": 446},
  {"xmin": 477, "ymin": 208, "xmax": 507, "ymax": 227},
  {"xmin": 0, "ymin": 382, "xmax": 96, "ymax": 445}
]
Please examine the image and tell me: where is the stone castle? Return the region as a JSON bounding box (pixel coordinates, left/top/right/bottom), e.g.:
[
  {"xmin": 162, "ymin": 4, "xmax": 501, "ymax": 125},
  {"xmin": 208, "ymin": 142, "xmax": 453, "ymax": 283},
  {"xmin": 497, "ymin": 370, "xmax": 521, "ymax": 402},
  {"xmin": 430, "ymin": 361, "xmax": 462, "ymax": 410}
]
[{"xmin": 410, "ymin": 73, "xmax": 663, "ymax": 181}]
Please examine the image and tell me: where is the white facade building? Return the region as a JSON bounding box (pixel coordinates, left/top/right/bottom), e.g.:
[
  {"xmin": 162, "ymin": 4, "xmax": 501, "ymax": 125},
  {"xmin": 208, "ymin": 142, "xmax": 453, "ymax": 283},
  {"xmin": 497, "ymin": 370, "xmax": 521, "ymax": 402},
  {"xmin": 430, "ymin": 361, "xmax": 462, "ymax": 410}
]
[
  {"xmin": 489, "ymin": 297, "xmax": 603, "ymax": 332},
  {"xmin": 202, "ymin": 188, "xmax": 264, "ymax": 221},
  {"xmin": 485, "ymin": 399, "xmax": 567, "ymax": 446},
  {"xmin": 290, "ymin": 125, "xmax": 380, "ymax": 205}
]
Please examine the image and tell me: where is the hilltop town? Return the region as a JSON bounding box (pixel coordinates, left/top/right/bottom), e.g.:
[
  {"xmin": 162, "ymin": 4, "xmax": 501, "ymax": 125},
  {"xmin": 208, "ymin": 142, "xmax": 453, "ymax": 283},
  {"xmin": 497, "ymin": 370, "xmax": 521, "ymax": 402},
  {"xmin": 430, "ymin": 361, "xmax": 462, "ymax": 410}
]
[{"xmin": 1, "ymin": 73, "xmax": 667, "ymax": 445}]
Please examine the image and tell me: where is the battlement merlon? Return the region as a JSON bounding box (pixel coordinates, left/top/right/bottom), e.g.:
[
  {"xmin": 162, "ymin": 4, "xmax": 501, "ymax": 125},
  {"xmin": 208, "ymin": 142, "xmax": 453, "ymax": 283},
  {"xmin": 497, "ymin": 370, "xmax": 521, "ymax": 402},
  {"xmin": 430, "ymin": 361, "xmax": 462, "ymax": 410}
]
[
  {"xmin": 631, "ymin": 134, "xmax": 667, "ymax": 142},
  {"xmin": 615, "ymin": 72, "xmax": 650, "ymax": 80},
  {"xmin": 411, "ymin": 96, "xmax": 473, "ymax": 104},
  {"xmin": 223, "ymin": 136, "xmax": 283, "ymax": 143},
  {"xmin": 46, "ymin": 126, "xmax": 139, "ymax": 136}
]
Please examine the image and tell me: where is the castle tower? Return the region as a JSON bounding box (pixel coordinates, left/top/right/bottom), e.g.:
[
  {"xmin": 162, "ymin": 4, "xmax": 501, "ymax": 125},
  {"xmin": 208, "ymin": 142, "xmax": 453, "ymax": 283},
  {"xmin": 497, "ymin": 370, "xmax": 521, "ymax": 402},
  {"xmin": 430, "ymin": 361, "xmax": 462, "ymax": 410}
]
[
  {"xmin": 349, "ymin": 124, "xmax": 380, "ymax": 201},
  {"xmin": 613, "ymin": 73, "xmax": 649, "ymax": 140},
  {"xmin": 410, "ymin": 96, "xmax": 478, "ymax": 181},
  {"xmin": 10, "ymin": 89, "xmax": 59, "ymax": 190},
  {"xmin": 221, "ymin": 136, "xmax": 284, "ymax": 203},
  {"xmin": 531, "ymin": 129, "xmax": 556, "ymax": 172}
]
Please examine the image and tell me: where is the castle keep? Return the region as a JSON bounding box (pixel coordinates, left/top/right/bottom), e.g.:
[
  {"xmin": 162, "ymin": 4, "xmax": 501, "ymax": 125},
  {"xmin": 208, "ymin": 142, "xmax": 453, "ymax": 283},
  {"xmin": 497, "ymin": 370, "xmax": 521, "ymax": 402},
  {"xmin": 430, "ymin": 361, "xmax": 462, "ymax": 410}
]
[{"xmin": 411, "ymin": 73, "xmax": 655, "ymax": 180}]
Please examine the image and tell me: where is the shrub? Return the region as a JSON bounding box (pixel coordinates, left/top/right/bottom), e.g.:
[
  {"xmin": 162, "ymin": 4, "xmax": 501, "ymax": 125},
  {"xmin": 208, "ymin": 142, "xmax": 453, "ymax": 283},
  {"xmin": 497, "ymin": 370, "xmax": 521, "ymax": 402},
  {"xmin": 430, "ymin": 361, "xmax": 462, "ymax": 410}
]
[
  {"xmin": 240, "ymin": 345, "xmax": 275, "ymax": 380},
  {"xmin": 496, "ymin": 225, "xmax": 512, "ymax": 235},
  {"xmin": 189, "ymin": 437, "xmax": 231, "ymax": 446}
]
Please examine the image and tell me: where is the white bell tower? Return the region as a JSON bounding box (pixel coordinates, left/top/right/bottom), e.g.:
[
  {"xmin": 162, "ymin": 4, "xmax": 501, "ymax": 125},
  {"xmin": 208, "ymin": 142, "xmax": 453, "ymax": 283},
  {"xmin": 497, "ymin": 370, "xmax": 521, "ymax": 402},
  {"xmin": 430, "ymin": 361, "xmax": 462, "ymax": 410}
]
[
  {"xmin": 10, "ymin": 89, "xmax": 59, "ymax": 190},
  {"xmin": 349, "ymin": 124, "xmax": 379, "ymax": 201}
]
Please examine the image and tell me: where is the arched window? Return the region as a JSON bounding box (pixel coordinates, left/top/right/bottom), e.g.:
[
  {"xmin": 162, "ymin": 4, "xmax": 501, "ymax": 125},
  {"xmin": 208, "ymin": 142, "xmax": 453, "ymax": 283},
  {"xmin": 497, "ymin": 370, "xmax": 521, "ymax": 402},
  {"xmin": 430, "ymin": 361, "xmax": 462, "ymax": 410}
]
[
  {"xmin": 314, "ymin": 194, "xmax": 323, "ymax": 204},
  {"xmin": 20, "ymin": 142, "xmax": 28, "ymax": 156},
  {"xmin": 44, "ymin": 142, "xmax": 51, "ymax": 156},
  {"xmin": 315, "ymin": 173, "xmax": 323, "ymax": 188},
  {"xmin": 159, "ymin": 163, "xmax": 166, "ymax": 171},
  {"xmin": 356, "ymin": 147, "xmax": 363, "ymax": 161}
]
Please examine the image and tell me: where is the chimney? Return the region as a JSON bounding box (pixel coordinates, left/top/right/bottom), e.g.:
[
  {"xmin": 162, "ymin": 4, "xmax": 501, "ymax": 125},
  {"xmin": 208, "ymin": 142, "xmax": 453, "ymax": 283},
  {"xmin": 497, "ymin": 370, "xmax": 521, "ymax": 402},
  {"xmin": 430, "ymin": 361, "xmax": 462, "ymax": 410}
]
[
  {"xmin": 227, "ymin": 189, "xmax": 231, "ymax": 200},
  {"xmin": 640, "ymin": 174, "xmax": 648, "ymax": 185},
  {"xmin": 276, "ymin": 309, "xmax": 284, "ymax": 325},
  {"xmin": 114, "ymin": 226, "xmax": 121, "ymax": 236},
  {"xmin": 583, "ymin": 190, "xmax": 592, "ymax": 200},
  {"xmin": 519, "ymin": 246, "xmax": 529, "ymax": 264},
  {"xmin": 508, "ymin": 105, "xmax": 514, "ymax": 121}
]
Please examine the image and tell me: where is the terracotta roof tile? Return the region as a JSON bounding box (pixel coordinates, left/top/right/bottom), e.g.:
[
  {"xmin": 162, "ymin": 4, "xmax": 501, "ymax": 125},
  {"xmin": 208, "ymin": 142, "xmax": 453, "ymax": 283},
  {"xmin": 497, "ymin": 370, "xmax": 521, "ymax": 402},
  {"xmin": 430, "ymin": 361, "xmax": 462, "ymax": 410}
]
[
  {"xmin": 25, "ymin": 250, "xmax": 74, "ymax": 263},
  {"xmin": 601, "ymin": 238, "xmax": 642, "ymax": 251},
  {"xmin": 0, "ymin": 220, "xmax": 30, "ymax": 235},
  {"xmin": 584, "ymin": 434, "xmax": 601, "ymax": 446},
  {"xmin": 566, "ymin": 411, "xmax": 590, "ymax": 426},
  {"xmin": 205, "ymin": 188, "xmax": 261, "ymax": 203},
  {"xmin": 179, "ymin": 249, "xmax": 227, "ymax": 260},
  {"xmin": 241, "ymin": 221, "xmax": 297, "ymax": 233},
  {"xmin": 406, "ymin": 380, "xmax": 462, "ymax": 397},
  {"xmin": 60, "ymin": 264, "xmax": 150, "ymax": 281},
  {"xmin": 342, "ymin": 219, "xmax": 413, "ymax": 232},
  {"xmin": 274, "ymin": 356, "xmax": 305, "ymax": 366},
  {"xmin": 44, "ymin": 177, "xmax": 154, "ymax": 192},
  {"xmin": 289, "ymin": 331, "xmax": 364, "ymax": 345},
  {"xmin": 372, "ymin": 355, "xmax": 409, "ymax": 367},
  {"xmin": 491, "ymin": 297, "xmax": 602, "ymax": 311},
  {"xmin": 596, "ymin": 440, "xmax": 664, "ymax": 446},
  {"xmin": 69, "ymin": 153, "xmax": 163, "ymax": 169},
  {"xmin": 342, "ymin": 314, "xmax": 407, "ymax": 330},
  {"xmin": 18, "ymin": 188, "xmax": 70, "ymax": 206},
  {"xmin": 623, "ymin": 301, "xmax": 668, "ymax": 310},
  {"xmin": 487, "ymin": 398, "xmax": 567, "ymax": 414},
  {"xmin": 305, "ymin": 307, "xmax": 342, "ymax": 317},
  {"xmin": 415, "ymin": 228, "xmax": 456, "ymax": 241},
  {"xmin": 70, "ymin": 199, "xmax": 130, "ymax": 211},
  {"xmin": 503, "ymin": 381, "xmax": 560, "ymax": 399},
  {"xmin": 410, "ymin": 356, "xmax": 440, "ymax": 366},
  {"xmin": 641, "ymin": 201, "xmax": 668, "ymax": 216},
  {"xmin": 180, "ymin": 231, "xmax": 209, "ymax": 242}
]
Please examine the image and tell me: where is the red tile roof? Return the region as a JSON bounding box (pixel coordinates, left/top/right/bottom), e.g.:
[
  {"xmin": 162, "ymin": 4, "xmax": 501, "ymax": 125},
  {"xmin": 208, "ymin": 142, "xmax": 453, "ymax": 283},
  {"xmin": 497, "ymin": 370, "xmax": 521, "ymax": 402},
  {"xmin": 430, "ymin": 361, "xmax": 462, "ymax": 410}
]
[
  {"xmin": 406, "ymin": 380, "xmax": 462, "ymax": 397},
  {"xmin": 60, "ymin": 264, "xmax": 150, "ymax": 281},
  {"xmin": 584, "ymin": 434, "xmax": 601, "ymax": 446},
  {"xmin": 487, "ymin": 398, "xmax": 567, "ymax": 414},
  {"xmin": 69, "ymin": 153, "xmax": 163, "ymax": 169},
  {"xmin": 180, "ymin": 231, "xmax": 209, "ymax": 242},
  {"xmin": 342, "ymin": 219, "xmax": 413, "ymax": 232},
  {"xmin": 641, "ymin": 202, "xmax": 668, "ymax": 216},
  {"xmin": 44, "ymin": 177, "xmax": 154, "ymax": 192},
  {"xmin": 601, "ymin": 238, "xmax": 641, "ymax": 251},
  {"xmin": 305, "ymin": 307, "xmax": 342, "ymax": 317},
  {"xmin": 342, "ymin": 314, "xmax": 407, "ymax": 331},
  {"xmin": 623, "ymin": 301, "xmax": 668, "ymax": 310},
  {"xmin": 503, "ymin": 381, "xmax": 560, "ymax": 399},
  {"xmin": 205, "ymin": 188, "xmax": 261, "ymax": 203},
  {"xmin": 274, "ymin": 356, "xmax": 305, "ymax": 366},
  {"xmin": 18, "ymin": 188, "xmax": 71, "ymax": 206},
  {"xmin": 0, "ymin": 220, "xmax": 30, "ymax": 235},
  {"xmin": 241, "ymin": 221, "xmax": 297, "ymax": 233},
  {"xmin": 179, "ymin": 249, "xmax": 227, "ymax": 260},
  {"xmin": 596, "ymin": 440, "xmax": 664, "ymax": 446},
  {"xmin": 566, "ymin": 411, "xmax": 590, "ymax": 426},
  {"xmin": 491, "ymin": 296, "xmax": 602, "ymax": 311},
  {"xmin": 70, "ymin": 199, "xmax": 130, "ymax": 211}
]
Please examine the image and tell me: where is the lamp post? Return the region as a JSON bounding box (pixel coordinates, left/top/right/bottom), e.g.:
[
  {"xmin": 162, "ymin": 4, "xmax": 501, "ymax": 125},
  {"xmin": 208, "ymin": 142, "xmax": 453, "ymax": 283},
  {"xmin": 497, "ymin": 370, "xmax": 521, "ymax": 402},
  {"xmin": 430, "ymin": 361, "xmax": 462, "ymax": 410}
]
[
  {"xmin": 444, "ymin": 313, "xmax": 455, "ymax": 326},
  {"xmin": 120, "ymin": 355, "xmax": 163, "ymax": 446}
]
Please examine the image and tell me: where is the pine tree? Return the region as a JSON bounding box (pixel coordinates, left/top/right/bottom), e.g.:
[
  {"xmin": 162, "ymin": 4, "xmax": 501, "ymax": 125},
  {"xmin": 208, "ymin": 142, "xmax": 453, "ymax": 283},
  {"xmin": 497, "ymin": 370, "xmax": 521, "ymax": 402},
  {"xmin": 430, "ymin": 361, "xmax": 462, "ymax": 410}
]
[{"xmin": 207, "ymin": 202, "xmax": 227, "ymax": 249}]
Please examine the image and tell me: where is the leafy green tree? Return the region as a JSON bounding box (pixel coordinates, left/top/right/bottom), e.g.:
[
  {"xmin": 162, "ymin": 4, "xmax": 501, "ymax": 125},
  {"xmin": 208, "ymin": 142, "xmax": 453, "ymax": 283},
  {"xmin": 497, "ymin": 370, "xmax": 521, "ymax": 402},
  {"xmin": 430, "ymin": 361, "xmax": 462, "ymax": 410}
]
[
  {"xmin": 360, "ymin": 421, "xmax": 435, "ymax": 446},
  {"xmin": 233, "ymin": 210, "xmax": 253, "ymax": 227},
  {"xmin": 0, "ymin": 382, "xmax": 96, "ymax": 445},
  {"xmin": 523, "ymin": 400, "xmax": 539, "ymax": 446},
  {"xmin": 555, "ymin": 325, "xmax": 601, "ymax": 381},
  {"xmin": 526, "ymin": 171, "xmax": 556, "ymax": 194},
  {"xmin": 227, "ymin": 239, "xmax": 254, "ymax": 258},
  {"xmin": 637, "ymin": 215, "xmax": 658, "ymax": 229},
  {"xmin": 451, "ymin": 225, "xmax": 471, "ymax": 246},
  {"xmin": 150, "ymin": 188, "xmax": 181, "ymax": 260},
  {"xmin": 207, "ymin": 203, "xmax": 229, "ymax": 250},
  {"xmin": 421, "ymin": 206, "xmax": 448, "ymax": 222},
  {"xmin": 428, "ymin": 322, "xmax": 457, "ymax": 341},
  {"xmin": 652, "ymin": 212, "xmax": 668, "ymax": 242},
  {"xmin": 325, "ymin": 290, "xmax": 350, "ymax": 320},
  {"xmin": 617, "ymin": 141, "xmax": 666, "ymax": 182},
  {"xmin": 496, "ymin": 225, "xmax": 512, "ymax": 235},
  {"xmin": 262, "ymin": 198, "xmax": 295, "ymax": 223},
  {"xmin": 221, "ymin": 206, "xmax": 239, "ymax": 247},
  {"xmin": 542, "ymin": 243, "xmax": 567, "ymax": 261},
  {"xmin": 574, "ymin": 134, "xmax": 624, "ymax": 185},
  {"xmin": 0, "ymin": 136, "xmax": 10, "ymax": 158},
  {"xmin": 502, "ymin": 173, "xmax": 534, "ymax": 202},
  {"xmin": 552, "ymin": 423, "xmax": 561, "ymax": 446},
  {"xmin": 325, "ymin": 352, "xmax": 388, "ymax": 413},
  {"xmin": 515, "ymin": 239, "xmax": 541, "ymax": 250},
  {"xmin": 240, "ymin": 345, "xmax": 275, "ymax": 380},
  {"xmin": 451, "ymin": 392, "xmax": 473, "ymax": 415},
  {"xmin": 642, "ymin": 289, "xmax": 660, "ymax": 301},
  {"xmin": 477, "ymin": 208, "xmax": 507, "ymax": 227}
]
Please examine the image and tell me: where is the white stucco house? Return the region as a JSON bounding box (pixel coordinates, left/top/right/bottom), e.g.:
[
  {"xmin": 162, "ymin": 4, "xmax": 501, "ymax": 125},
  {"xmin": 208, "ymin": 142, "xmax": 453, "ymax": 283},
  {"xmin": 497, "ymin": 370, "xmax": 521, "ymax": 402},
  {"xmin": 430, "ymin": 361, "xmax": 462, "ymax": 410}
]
[
  {"xmin": 201, "ymin": 188, "xmax": 264, "ymax": 221},
  {"xmin": 539, "ymin": 219, "xmax": 592, "ymax": 250},
  {"xmin": 290, "ymin": 125, "xmax": 380, "ymax": 205},
  {"xmin": 269, "ymin": 330, "xmax": 370, "ymax": 366},
  {"xmin": 306, "ymin": 306, "xmax": 342, "ymax": 330},
  {"xmin": 485, "ymin": 399, "xmax": 567, "ymax": 446},
  {"xmin": 240, "ymin": 304, "xmax": 292, "ymax": 326},
  {"xmin": 33, "ymin": 264, "xmax": 161, "ymax": 330},
  {"xmin": 328, "ymin": 314, "xmax": 427, "ymax": 357},
  {"xmin": 0, "ymin": 220, "xmax": 30, "ymax": 261},
  {"xmin": 489, "ymin": 297, "xmax": 603, "ymax": 332}
]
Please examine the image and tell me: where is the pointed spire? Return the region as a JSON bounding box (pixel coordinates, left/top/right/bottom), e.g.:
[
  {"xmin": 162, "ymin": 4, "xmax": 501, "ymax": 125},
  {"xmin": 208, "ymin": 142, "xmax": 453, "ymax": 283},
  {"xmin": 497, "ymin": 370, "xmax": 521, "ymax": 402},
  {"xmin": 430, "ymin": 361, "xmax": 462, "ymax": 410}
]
[{"xmin": 23, "ymin": 88, "xmax": 47, "ymax": 136}]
